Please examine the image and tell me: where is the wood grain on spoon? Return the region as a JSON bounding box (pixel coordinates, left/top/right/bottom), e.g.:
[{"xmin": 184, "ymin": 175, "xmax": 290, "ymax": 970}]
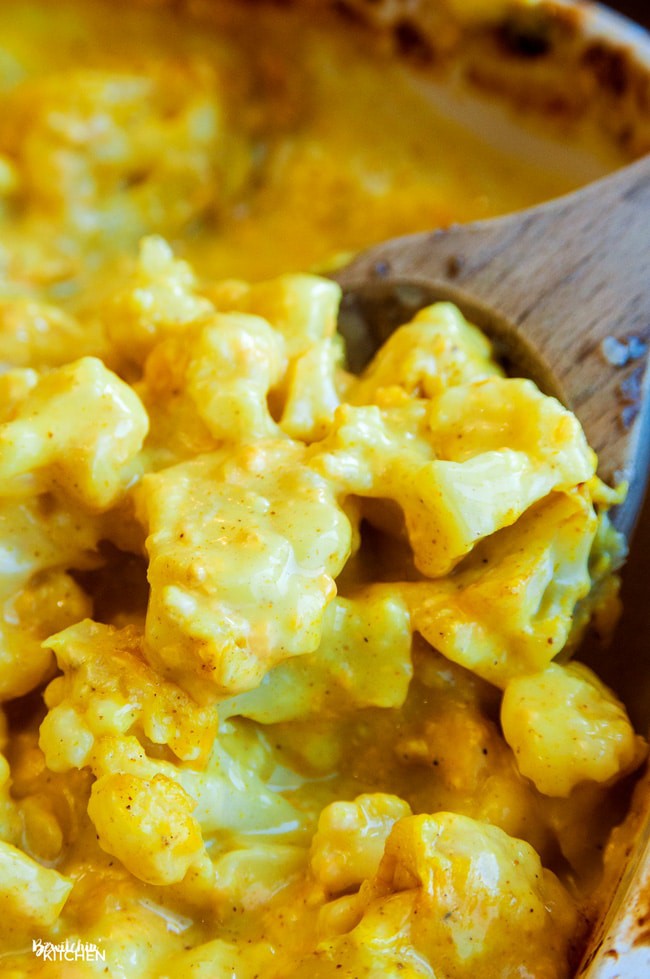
[{"xmin": 334, "ymin": 155, "xmax": 650, "ymax": 537}]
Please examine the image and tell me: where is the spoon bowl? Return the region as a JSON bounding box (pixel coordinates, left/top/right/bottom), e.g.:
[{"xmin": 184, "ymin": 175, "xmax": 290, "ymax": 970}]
[{"xmin": 334, "ymin": 155, "xmax": 650, "ymax": 537}]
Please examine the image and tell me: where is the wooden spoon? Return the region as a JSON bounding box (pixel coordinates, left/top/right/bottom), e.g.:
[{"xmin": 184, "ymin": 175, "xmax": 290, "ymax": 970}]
[{"xmin": 334, "ymin": 155, "xmax": 650, "ymax": 538}]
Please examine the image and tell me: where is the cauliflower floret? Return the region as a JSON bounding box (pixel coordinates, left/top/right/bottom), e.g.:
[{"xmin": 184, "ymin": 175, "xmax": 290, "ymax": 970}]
[
  {"xmin": 2, "ymin": 569, "xmax": 92, "ymax": 702},
  {"xmin": 0, "ymin": 297, "xmax": 101, "ymax": 369},
  {"xmin": 205, "ymin": 273, "xmax": 345, "ymax": 443},
  {"xmin": 501, "ymin": 661, "xmax": 646, "ymax": 797},
  {"xmin": 310, "ymin": 794, "xmax": 412, "ymax": 895},
  {"xmin": 294, "ymin": 813, "xmax": 577, "ymax": 979},
  {"xmin": 183, "ymin": 314, "xmax": 286, "ymax": 442},
  {"xmin": 40, "ymin": 620, "xmax": 218, "ymax": 772},
  {"xmin": 88, "ymin": 772, "xmax": 204, "ymax": 885},
  {"xmin": 0, "ymin": 368, "xmax": 39, "ymax": 425},
  {"xmin": 0, "ymin": 496, "xmax": 100, "ymax": 700},
  {"xmin": 0, "ymin": 357, "xmax": 148, "ymax": 508},
  {"xmin": 243, "ymin": 274, "xmax": 340, "ymax": 359},
  {"xmin": 212, "ymin": 844, "xmax": 306, "ymax": 910},
  {"xmin": 0, "ymin": 840, "xmax": 72, "ymax": 929},
  {"xmin": 138, "ymin": 271, "xmax": 348, "ymax": 454},
  {"xmin": 110, "ymin": 259, "xmax": 338, "ymax": 379},
  {"xmin": 107, "ymin": 237, "xmax": 214, "ymax": 366},
  {"xmin": 407, "ymin": 488, "xmax": 598, "ymax": 686},
  {"xmin": 138, "ymin": 311, "xmax": 287, "ymax": 466},
  {"xmin": 88, "ymin": 728, "xmax": 306, "ymax": 845},
  {"xmin": 135, "ymin": 440, "xmax": 353, "ymax": 699},
  {"xmin": 349, "ymin": 302, "xmax": 501, "ymax": 406},
  {"xmin": 279, "ymin": 337, "xmax": 345, "ymax": 443},
  {"xmin": 0, "ymin": 62, "xmax": 226, "ymax": 237},
  {"xmin": 314, "ymin": 376, "xmax": 595, "ymax": 577},
  {"xmin": 8, "ymin": 723, "xmax": 94, "ymax": 866},
  {"xmin": 221, "ymin": 588, "xmax": 412, "ymax": 723},
  {"xmin": 249, "ymin": 275, "xmax": 346, "ymax": 439}
]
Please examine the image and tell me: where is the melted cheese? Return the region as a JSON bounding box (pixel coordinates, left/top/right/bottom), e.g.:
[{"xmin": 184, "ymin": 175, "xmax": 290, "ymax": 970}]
[{"xmin": 0, "ymin": 1, "xmax": 642, "ymax": 976}]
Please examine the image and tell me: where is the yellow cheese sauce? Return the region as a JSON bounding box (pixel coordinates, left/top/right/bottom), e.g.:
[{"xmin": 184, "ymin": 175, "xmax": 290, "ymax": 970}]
[
  {"xmin": 0, "ymin": 0, "xmax": 606, "ymax": 297},
  {"xmin": 0, "ymin": 1, "xmax": 644, "ymax": 977}
]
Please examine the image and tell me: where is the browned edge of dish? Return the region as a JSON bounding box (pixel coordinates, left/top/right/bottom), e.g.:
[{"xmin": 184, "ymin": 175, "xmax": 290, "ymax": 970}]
[{"xmin": 184, "ymin": 0, "xmax": 650, "ymax": 158}]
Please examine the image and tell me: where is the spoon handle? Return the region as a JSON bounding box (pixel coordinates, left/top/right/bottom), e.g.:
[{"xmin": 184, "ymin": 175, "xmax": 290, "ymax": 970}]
[{"xmin": 336, "ymin": 156, "xmax": 650, "ymax": 536}]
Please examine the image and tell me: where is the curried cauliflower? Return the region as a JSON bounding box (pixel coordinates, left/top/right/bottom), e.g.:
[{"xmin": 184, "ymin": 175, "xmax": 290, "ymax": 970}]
[
  {"xmin": 407, "ymin": 488, "xmax": 599, "ymax": 686},
  {"xmin": 501, "ymin": 661, "xmax": 646, "ymax": 796},
  {"xmin": 0, "ymin": 496, "xmax": 99, "ymax": 700},
  {"xmin": 293, "ymin": 812, "xmax": 578, "ymax": 978},
  {"xmin": 238, "ymin": 274, "xmax": 341, "ymax": 359},
  {"xmin": 349, "ymin": 302, "xmax": 502, "ymax": 405},
  {"xmin": 310, "ymin": 794, "xmax": 412, "ymax": 894},
  {"xmin": 204, "ymin": 272, "xmax": 345, "ymax": 442},
  {"xmin": 138, "ymin": 311, "xmax": 287, "ymax": 467},
  {"xmin": 0, "ymin": 6, "xmax": 639, "ymax": 976},
  {"xmin": 0, "ymin": 297, "xmax": 101, "ymax": 369},
  {"xmin": 0, "ymin": 840, "xmax": 72, "ymax": 933},
  {"xmin": 278, "ymin": 336, "xmax": 346, "ymax": 442},
  {"xmin": 0, "ymin": 356, "xmax": 148, "ymax": 508},
  {"xmin": 107, "ymin": 236, "xmax": 214, "ymax": 366},
  {"xmin": 0, "ymin": 62, "xmax": 226, "ymax": 237},
  {"xmin": 88, "ymin": 772, "xmax": 204, "ymax": 886},
  {"xmin": 313, "ymin": 375, "xmax": 595, "ymax": 577},
  {"xmin": 221, "ymin": 588, "xmax": 413, "ymax": 723},
  {"xmin": 0, "ymin": 232, "xmax": 637, "ymax": 978},
  {"xmin": 40, "ymin": 620, "xmax": 218, "ymax": 771},
  {"xmin": 136, "ymin": 440, "xmax": 353, "ymax": 700}
]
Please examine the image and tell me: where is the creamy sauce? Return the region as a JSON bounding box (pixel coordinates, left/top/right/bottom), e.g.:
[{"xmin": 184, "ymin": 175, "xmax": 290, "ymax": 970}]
[
  {"xmin": 0, "ymin": 2, "xmax": 642, "ymax": 977},
  {"xmin": 0, "ymin": 0, "xmax": 600, "ymax": 299}
]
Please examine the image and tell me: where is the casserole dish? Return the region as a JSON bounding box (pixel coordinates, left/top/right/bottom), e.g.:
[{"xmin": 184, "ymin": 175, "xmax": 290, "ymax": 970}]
[{"xmin": 0, "ymin": 1, "xmax": 648, "ymax": 977}]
